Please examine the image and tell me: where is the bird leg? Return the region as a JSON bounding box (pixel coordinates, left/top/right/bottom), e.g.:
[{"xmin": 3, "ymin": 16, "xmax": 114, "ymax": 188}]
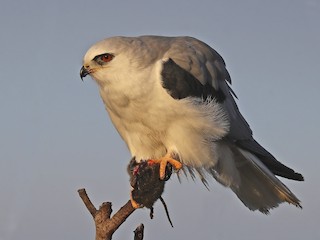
[{"xmin": 148, "ymin": 153, "xmax": 183, "ymax": 180}]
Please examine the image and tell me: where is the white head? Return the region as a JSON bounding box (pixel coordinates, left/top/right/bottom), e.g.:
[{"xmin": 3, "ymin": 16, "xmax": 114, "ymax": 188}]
[
  {"xmin": 80, "ymin": 36, "xmax": 158, "ymax": 88},
  {"xmin": 80, "ymin": 37, "xmax": 129, "ymax": 86}
]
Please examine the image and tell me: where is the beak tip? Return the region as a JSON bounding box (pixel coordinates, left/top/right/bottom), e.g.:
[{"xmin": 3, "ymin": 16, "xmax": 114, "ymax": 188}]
[{"xmin": 80, "ymin": 66, "xmax": 89, "ymax": 81}]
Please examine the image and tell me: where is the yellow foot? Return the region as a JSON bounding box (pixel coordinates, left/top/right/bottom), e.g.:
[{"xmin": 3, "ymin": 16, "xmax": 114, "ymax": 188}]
[
  {"xmin": 148, "ymin": 153, "xmax": 183, "ymax": 180},
  {"xmin": 130, "ymin": 192, "xmax": 143, "ymax": 209}
]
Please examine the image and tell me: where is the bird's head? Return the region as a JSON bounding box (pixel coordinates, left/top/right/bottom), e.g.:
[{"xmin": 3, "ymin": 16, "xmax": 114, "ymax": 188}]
[
  {"xmin": 80, "ymin": 37, "xmax": 157, "ymax": 87},
  {"xmin": 80, "ymin": 37, "xmax": 135, "ymax": 86}
]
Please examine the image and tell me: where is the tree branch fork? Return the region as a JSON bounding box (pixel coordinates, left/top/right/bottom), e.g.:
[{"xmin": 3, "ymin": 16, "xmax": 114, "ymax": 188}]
[{"xmin": 78, "ymin": 188, "xmax": 139, "ymax": 240}]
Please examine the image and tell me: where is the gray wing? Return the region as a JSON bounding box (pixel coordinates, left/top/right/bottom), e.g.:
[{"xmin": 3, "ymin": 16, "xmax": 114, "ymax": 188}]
[
  {"xmin": 163, "ymin": 37, "xmax": 252, "ymax": 140},
  {"xmin": 161, "ymin": 37, "xmax": 303, "ymax": 181}
]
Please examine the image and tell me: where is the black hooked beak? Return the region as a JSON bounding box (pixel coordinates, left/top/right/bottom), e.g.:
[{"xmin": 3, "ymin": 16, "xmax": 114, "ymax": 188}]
[{"xmin": 80, "ymin": 66, "xmax": 89, "ymax": 81}]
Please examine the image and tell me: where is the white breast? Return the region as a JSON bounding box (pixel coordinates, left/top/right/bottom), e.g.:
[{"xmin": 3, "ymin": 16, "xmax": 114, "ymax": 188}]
[{"xmin": 98, "ymin": 60, "xmax": 229, "ymax": 169}]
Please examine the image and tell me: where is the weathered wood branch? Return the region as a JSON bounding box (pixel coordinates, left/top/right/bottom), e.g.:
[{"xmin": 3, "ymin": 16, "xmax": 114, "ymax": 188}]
[
  {"xmin": 133, "ymin": 224, "xmax": 144, "ymax": 240},
  {"xmin": 78, "ymin": 188, "xmax": 136, "ymax": 240}
]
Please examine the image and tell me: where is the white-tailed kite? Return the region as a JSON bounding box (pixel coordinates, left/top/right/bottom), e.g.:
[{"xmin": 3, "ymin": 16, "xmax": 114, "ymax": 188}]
[{"xmin": 80, "ymin": 35, "xmax": 303, "ymax": 213}]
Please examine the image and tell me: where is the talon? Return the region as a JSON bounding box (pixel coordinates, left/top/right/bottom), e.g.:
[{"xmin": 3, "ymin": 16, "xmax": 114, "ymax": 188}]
[{"xmin": 149, "ymin": 153, "xmax": 183, "ymax": 180}]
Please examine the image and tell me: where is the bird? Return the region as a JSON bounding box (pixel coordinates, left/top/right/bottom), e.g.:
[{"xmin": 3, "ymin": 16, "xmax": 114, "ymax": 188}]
[{"xmin": 80, "ymin": 35, "xmax": 303, "ymax": 213}]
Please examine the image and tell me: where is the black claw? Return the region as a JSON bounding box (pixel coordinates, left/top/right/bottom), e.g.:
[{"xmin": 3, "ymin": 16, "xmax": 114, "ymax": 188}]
[{"xmin": 162, "ymin": 163, "xmax": 172, "ymax": 181}]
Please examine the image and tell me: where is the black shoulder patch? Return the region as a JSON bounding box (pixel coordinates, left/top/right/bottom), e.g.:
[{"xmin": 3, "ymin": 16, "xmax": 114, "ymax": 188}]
[{"xmin": 161, "ymin": 59, "xmax": 225, "ymax": 102}]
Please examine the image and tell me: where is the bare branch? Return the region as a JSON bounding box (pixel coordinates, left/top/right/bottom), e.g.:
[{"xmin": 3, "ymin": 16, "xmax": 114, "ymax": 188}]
[
  {"xmin": 78, "ymin": 188, "xmax": 97, "ymax": 217},
  {"xmin": 133, "ymin": 224, "xmax": 144, "ymax": 240},
  {"xmin": 78, "ymin": 189, "xmax": 135, "ymax": 240}
]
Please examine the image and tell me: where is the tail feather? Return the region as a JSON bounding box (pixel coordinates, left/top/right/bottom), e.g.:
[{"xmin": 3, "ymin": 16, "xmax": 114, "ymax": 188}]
[
  {"xmin": 211, "ymin": 143, "xmax": 302, "ymax": 213},
  {"xmin": 236, "ymin": 139, "xmax": 304, "ymax": 181},
  {"xmin": 234, "ymin": 148, "xmax": 301, "ymax": 213}
]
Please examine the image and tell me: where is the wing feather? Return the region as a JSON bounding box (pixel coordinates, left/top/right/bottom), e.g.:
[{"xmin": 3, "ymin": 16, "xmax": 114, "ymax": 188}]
[
  {"xmin": 160, "ymin": 36, "xmax": 303, "ymax": 181},
  {"xmin": 163, "ymin": 36, "xmax": 253, "ymax": 140}
]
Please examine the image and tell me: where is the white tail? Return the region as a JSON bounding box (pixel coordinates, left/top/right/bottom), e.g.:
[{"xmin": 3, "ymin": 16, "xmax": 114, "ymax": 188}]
[{"xmin": 212, "ymin": 143, "xmax": 301, "ymax": 213}]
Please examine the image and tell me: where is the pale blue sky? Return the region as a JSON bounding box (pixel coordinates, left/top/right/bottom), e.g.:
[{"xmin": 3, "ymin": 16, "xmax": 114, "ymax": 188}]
[{"xmin": 1, "ymin": 0, "xmax": 319, "ymax": 239}]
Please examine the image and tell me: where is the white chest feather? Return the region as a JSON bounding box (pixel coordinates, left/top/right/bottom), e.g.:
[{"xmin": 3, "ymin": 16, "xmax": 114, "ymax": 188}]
[{"xmin": 98, "ymin": 62, "xmax": 229, "ymax": 169}]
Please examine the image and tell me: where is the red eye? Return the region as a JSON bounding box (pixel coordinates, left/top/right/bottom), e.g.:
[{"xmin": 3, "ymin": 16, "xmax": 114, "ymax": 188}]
[
  {"xmin": 100, "ymin": 53, "xmax": 113, "ymax": 62},
  {"xmin": 93, "ymin": 53, "xmax": 114, "ymax": 64}
]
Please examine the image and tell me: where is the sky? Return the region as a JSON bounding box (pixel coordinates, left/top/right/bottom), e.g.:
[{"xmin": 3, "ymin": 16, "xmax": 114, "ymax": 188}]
[{"xmin": 0, "ymin": 0, "xmax": 319, "ymax": 239}]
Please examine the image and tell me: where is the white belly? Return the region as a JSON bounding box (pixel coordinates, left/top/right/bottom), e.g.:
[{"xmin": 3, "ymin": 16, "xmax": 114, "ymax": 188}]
[{"xmin": 100, "ymin": 88, "xmax": 229, "ymax": 169}]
